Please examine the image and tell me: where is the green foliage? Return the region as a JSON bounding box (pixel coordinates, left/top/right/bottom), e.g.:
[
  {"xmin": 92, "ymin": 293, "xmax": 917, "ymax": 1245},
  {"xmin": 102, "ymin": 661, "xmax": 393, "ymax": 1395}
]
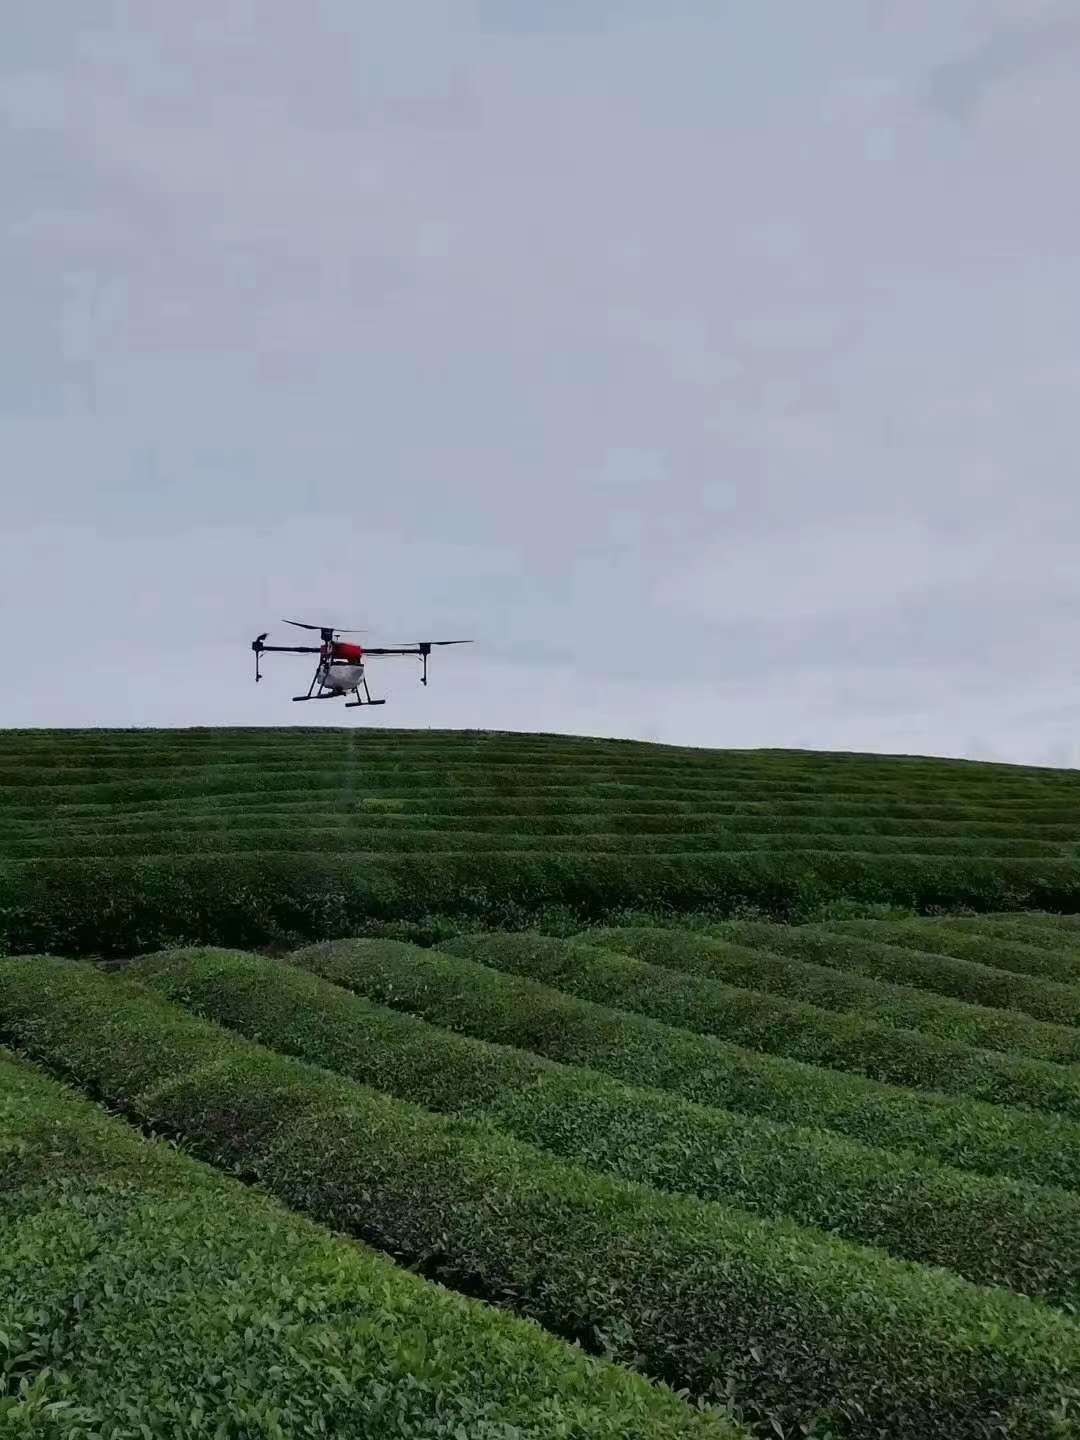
[
  {"xmin": 717, "ymin": 921, "xmax": 1080, "ymax": 1027},
  {"xmin": 291, "ymin": 937, "xmax": 1080, "ymax": 1193},
  {"xmin": 7, "ymin": 850, "xmax": 1080, "ymax": 956},
  {"xmin": 995, "ymin": 915, "xmax": 1080, "ymax": 942},
  {"xmin": 3, "ymin": 958, "xmax": 1080, "ymax": 1439},
  {"xmin": 440, "ymin": 932, "xmax": 1080, "ymax": 1118},
  {"xmin": 584, "ymin": 925, "xmax": 1080, "ymax": 1064},
  {"xmin": 832, "ymin": 917, "xmax": 1080, "ymax": 985},
  {"xmin": 130, "ymin": 944, "xmax": 1080, "ymax": 1309},
  {"xmin": 944, "ymin": 914, "xmax": 1080, "ymax": 962},
  {"xmin": 6, "ymin": 829, "xmax": 1072, "ymax": 863},
  {"xmin": 7, "ymin": 732, "xmax": 1080, "ymax": 1432},
  {"xmin": 4, "ymin": 729, "xmax": 1080, "ymax": 956},
  {"xmin": 0, "ymin": 1050, "xmax": 734, "ymax": 1440}
]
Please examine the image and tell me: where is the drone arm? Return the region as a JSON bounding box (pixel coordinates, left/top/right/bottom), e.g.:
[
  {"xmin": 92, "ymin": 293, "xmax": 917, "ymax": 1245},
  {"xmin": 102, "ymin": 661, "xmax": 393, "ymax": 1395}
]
[
  {"xmin": 251, "ymin": 634, "xmax": 321, "ymax": 684},
  {"xmin": 362, "ymin": 645, "xmax": 428, "ymax": 682},
  {"xmin": 255, "ymin": 644, "xmax": 321, "ymax": 654},
  {"xmin": 363, "ymin": 640, "xmax": 471, "ymax": 686}
]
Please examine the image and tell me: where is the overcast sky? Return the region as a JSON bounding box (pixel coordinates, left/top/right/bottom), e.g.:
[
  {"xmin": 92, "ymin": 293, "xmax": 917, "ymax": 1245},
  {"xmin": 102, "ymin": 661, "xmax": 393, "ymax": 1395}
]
[{"xmin": 3, "ymin": 2, "xmax": 1079, "ymax": 764}]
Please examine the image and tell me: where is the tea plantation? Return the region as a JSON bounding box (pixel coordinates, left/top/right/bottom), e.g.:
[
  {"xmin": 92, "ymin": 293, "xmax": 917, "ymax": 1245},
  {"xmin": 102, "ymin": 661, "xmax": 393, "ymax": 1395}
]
[
  {"xmin": 4, "ymin": 728, "xmax": 1080, "ymax": 1437},
  {"xmin": 4, "ymin": 726, "xmax": 1080, "ymax": 953}
]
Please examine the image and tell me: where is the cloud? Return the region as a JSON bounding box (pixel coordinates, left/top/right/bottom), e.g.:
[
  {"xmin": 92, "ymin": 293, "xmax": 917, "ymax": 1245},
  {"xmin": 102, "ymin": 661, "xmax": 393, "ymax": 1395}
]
[
  {"xmin": 653, "ymin": 519, "xmax": 1005, "ymax": 627},
  {"xmin": 927, "ymin": 14, "xmax": 1080, "ymax": 119},
  {"xmin": 2, "ymin": 5, "xmax": 1080, "ymax": 766}
]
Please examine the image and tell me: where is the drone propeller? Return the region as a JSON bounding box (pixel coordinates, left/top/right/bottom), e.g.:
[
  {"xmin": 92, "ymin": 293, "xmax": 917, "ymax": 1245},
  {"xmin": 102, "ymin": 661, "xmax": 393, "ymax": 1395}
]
[
  {"xmin": 393, "ymin": 639, "xmax": 472, "ymax": 648},
  {"xmin": 283, "ymin": 619, "xmax": 366, "ymax": 634}
]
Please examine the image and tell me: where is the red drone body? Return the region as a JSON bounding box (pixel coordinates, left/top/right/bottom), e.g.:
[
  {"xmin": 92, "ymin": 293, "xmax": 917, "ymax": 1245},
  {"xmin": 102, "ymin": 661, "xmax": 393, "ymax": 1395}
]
[{"xmin": 250, "ymin": 620, "xmax": 471, "ymax": 709}]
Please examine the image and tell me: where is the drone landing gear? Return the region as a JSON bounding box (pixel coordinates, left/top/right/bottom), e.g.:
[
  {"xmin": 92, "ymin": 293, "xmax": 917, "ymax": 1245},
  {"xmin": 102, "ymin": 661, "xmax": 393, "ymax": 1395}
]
[
  {"xmin": 289, "ymin": 665, "xmax": 386, "ymax": 708},
  {"xmin": 345, "ymin": 673, "xmax": 385, "ymax": 708},
  {"xmin": 291, "ymin": 689, "xmax": 385, "ymax": 706},
  {"xmin": 292, "ymin": 671, "xmax": 332, "ymax": 703}
]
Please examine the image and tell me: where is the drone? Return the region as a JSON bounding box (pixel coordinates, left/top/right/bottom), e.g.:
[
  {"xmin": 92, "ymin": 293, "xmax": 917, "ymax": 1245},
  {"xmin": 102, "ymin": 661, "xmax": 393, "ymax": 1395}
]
[{"xmin": 250, "ymin": 619, "xmax": 472, "ymax": 708}]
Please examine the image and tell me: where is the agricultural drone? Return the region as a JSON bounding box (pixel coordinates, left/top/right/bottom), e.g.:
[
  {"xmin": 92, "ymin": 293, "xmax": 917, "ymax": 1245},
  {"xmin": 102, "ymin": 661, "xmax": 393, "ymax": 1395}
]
[{"xmin": 250, "ymin": 620, "xmax": 472, "ymax": 708}]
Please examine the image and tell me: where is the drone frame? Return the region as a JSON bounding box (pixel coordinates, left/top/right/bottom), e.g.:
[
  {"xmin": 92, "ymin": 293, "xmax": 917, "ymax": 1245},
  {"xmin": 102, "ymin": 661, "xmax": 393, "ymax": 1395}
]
[{"xmin": 250, "ymin": 622, "xmax": 470, "ymax": 708}]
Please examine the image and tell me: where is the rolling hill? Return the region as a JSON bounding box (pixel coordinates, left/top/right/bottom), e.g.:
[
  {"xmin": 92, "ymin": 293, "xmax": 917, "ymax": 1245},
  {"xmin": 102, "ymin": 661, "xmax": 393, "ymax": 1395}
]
[
  {"xmin": 2, "ymin": 726, "xmax": 1080, "ymax": 954},
  {"xmin": 4, "ymin": 727, "xmax": 1080, "ymax": 1436}
]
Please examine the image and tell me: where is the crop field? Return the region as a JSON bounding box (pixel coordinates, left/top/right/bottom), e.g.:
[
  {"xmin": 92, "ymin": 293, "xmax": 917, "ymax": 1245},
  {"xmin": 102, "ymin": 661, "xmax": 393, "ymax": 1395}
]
[
  {"xmin": 5, "ymin": 729, "xmax": 1080, "ymax": 1436},
  {"xmin": 4, "ymin": 727, "xmax": 1080, "ymax": 954}
]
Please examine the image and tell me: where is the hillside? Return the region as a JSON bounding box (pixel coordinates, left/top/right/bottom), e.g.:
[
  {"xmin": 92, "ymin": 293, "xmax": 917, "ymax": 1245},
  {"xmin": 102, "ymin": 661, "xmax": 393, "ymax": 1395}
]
[
  {"xmin": 5, "ymin": 729, "xmax": 1080, "ymax": 1434},
  {"xmin": 7, "ymin": 916, "xmax": 1080, "ymax": 1434},
  {"xmin": 2, "ymin": 727, "xmax": 1080, "ymax": 953}
]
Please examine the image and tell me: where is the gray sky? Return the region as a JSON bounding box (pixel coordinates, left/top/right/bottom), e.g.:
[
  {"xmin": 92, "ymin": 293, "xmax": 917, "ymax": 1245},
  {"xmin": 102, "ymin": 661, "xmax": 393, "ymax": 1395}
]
[{"xmin": 3, "ymin": 2, "xmax": 1079, "ymax": 763}]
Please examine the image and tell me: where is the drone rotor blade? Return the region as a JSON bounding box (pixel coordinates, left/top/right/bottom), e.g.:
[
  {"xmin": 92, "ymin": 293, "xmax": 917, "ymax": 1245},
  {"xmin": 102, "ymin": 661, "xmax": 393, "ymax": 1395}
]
[
  {"xmin": 282, "ymin": 619, "xmax": 366, "ymax": 633},
  {"xmin": 387, "ymin": 639, "xmax": 473, "ymax": 648}
]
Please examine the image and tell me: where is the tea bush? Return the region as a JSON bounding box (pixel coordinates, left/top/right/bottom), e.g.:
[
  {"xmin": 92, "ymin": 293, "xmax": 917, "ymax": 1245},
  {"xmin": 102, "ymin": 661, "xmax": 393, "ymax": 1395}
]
[
  {"xmin": 716, "ymin": 921, "xmax": 1080, "ymax": 1025},
  {"xmin": 292, "ymin": 937, "xmax": 1080, "ymax": 1192},
  {"xmin": 832, "ymin": 917, "xmax": 1080, "ymax": 986},
  {"xmin": 584, "ymin": 926, "xmax": 1080, "ymax": 1063},
  {"xmin": 0, "ymin": 1049, "xmax": 736, "ymax": 1440},
  {"xmin": 441, "ymin": 933, "xmax": 1080, "ymax": 1117},
  {"xmin": 130, "ymin": 944, "xmax": 1080, "ymax": 1308},
  {"xmin": 2, "ymin": 956, "xmax": 1079, "ymax": 1439}
]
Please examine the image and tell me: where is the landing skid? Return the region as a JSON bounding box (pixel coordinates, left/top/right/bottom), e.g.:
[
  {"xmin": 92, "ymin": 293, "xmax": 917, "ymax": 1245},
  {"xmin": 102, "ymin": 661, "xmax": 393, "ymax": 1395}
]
[
  {"xmin": 292, "ymin": 666, "xmax": 386, "ymax": 707},
  {"xmin": 293, "ymin": 689, "xmax": 385, "ymax": 706}
]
